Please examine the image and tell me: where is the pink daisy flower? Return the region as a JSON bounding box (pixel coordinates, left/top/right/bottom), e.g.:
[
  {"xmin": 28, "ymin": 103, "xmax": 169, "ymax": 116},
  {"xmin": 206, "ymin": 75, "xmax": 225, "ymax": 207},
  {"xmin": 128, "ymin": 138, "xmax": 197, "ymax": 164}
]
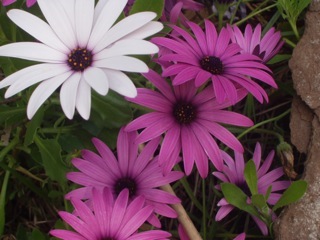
[
  {"xmin": 1, "ymin": 0, "xmax": 36, "ymax": 7},
  {"xmin": 213, "ymin": 143, "xmax": 290, "ymax": 235},
  {"xmin": 125, "ymin": 69, "xmax": 253, "ymax": 178},
  {"xmin": 66, "ymin": 127, "xmax": 183, "ymax": 228},
  {"xmin": 50, "ymin": 188, "xmax": 171, "ymax": 240},
  {"xmin": 227, "ymin": 24, "xmax": 284, "ymax": 63},
  {"xmin": 152, "ymin": 19, "xmax": 277, "ymax": 104}
]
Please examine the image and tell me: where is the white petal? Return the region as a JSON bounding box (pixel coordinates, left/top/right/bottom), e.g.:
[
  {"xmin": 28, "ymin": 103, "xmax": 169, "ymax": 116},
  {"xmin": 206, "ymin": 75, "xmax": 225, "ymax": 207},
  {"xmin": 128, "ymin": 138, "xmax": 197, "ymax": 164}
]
[
  {"xmin": 0, "ymin": 63, "xmax": 50, "ymax": 89},
  {"xmin": 60, "ymin": 72, "xmax": 81, "ymax": 119},
  {"xmin": 7, "ymin": 10, "xmax": 69, "ymax": 53},
  {"xmin": 0, "ymin": 42, "xmax": 67, "ymax": 63},
  {"xmin": 27, "ymin": 71, "xmax": 72, "ymax": 119},
  {"xmin": 93, "ymin": 0, "xmax": 110, "ymax": 24},
  {"xmin": 122, "ymin": 21, "xmax": 164, "ymax": 40},
  {"xmin": 75, "ymin": 0, "xmax": 94, "ymax": 47},
  {"xmin": 92, "ymin": 12, "xmax": 156, "ymax": 53},
  {"xmin": 83, "ymin": 67, "xmax": 109, "ymax": 95},
  {"xmin": 88, "ymin": 0, "xmax": 127, "ymax": 50},
  {"xmin": 5, "ymin": 64, "xmax": 70, "ymax": 98},
  {"xmin": 94, "ymin": 39, "xmax": 158, "ymax": 60},
  {"xmin": 103, "ymin": 69, "xmax": 137, "ymax": 98},
  {"xmin": 93, "ymin": 56, "xmax": 148, "ymax": 72},
  {"xmin": 57, "ymin": 0, "xmax": 76, "ymax": 31},
  {"xmin": 76, "ymin": 78, "xmax": 91, "ymax": 120},
  {"xmin": 37, "ymin": 0, "xmax": 77, "ymax": 50}
]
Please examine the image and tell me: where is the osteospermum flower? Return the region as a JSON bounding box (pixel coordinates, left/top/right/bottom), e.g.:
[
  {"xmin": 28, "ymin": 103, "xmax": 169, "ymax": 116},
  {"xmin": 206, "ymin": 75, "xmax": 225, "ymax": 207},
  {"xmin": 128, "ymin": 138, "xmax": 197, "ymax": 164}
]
[
  {"xmin": 213, "ymin": 142, "xmax": 290, "ymax": 235},
  {"xmin": 50, "ymin": 188, "xmax": 171, "ymax": 240},
  {"xmin": 1, "ymin": 0, "xmax": 36, "ymax": 7},
  {"xmin": 227, "ymin": 24, "xmax": 284, "ymax": 63},
  {"xmin": 0, "ymin": 0, "xmax": 162, "ymax": 119},
  {"xmin": 152, "ymin": 19, "xmax": 277, "ymax": 104},
  {"xmin": 125, "ymin": 69, "xmax": 253, "ymax": 178},
  {"xmin": 66, "ymin": 127, "xmax": 183, "ymax": 228}
]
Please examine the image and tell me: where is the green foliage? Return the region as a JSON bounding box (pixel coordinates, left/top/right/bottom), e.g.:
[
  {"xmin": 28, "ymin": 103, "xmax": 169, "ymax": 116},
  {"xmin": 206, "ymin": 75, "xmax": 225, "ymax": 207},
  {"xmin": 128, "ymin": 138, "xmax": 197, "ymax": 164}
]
[
  {"xmin": 129, "ymin": 0, "xmax": 164, "ymax": 20},
  {"xmin": 277, "ymin": 0, "xmax": 312, "ymax": 39},
  {"xmin": 244, "ymin": 160, "xmax": 258, "ymax": 195},
  {"xmin": 34, "ymin": 137, "xmax": 68, "ymax": 186},
  {"xmin": 221, "ymin": 183, "xmax": 260, "ymax": 217},
  {"xmin": 273, "ymin": 180, "xmax": 308, "ymax": 212}
]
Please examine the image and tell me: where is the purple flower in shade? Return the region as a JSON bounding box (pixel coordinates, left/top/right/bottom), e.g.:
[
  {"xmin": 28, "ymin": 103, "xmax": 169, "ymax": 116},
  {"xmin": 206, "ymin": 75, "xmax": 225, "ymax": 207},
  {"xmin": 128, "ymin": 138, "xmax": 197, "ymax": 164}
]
[
  {"xmin": 227, "ymin": 24, "xmax": 284, "ymax": 63},
  {"xmin": 50, "ymin": 188, "xmax": 171, "ymax": 240},
  {"xmin": 234, "ymin": 233, "xmax": 246, "ymax": 240},
  {"xmin": 125, "ymin": 69, "xmax": 253, "ymax": 178},
  {"xmin": 1, "ymin": 0, "xmax": 36, "ymax": 7},
  {"xmin": 0, "ymin": 0, "xmax": 162, "ymax": 119},
  {"xmin": 213, "ymin": 143, "xmax": 290, "ymax": 235},
  {"xmin": 66, "ymin": 127, "xmax": 183, "ymax": 228},
  {"xmin": 152, "ymin": 19, "xmax": 277, "ymax": 104}
]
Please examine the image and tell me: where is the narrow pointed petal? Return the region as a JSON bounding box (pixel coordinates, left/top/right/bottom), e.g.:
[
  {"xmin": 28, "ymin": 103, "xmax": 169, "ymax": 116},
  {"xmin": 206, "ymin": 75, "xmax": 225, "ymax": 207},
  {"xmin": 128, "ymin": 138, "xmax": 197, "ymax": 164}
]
[
  {"xmin": 7, "ymin": 9, "xmax": 69, "ymax": 53},
  {"xmin": 5, "ymin": 64, "xmax": 70, "ymax": 98},
  {"xmin": 37, "ymin": 0, "xmax": 77, "ymax": 49},
  {"xmin": 88, "ymin": 0, "xmax": 127, "ymax": 49},
  {"xmin": 93, "ymin": 56, "xmax": 148, "ymax": 73},
  {"xmin": 75, "ymin": 0, "xmax": 94, "ymax": 47},
  {"xmin": 27, "ymin": 71, "xmax": 72, "ymax": 119},
  {"xmin": 122, "ymin": 21, "xmax": 163, "ymax": 40},
  {"xmin": 76, "ymin": 78, "xmax": 91, "ymax": 120},
  {"xmin": 0, "ymin": 42, "xmax": 66, "ymax": 63},
  {"xmin": 60, "ymin": 72, "xmax": 81, "ymax": 119}
]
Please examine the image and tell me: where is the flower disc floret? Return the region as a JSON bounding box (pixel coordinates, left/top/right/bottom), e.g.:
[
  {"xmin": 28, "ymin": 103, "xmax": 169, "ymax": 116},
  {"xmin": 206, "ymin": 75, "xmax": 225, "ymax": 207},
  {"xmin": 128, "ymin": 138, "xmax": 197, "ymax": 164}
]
[
  {"xmin": 200, "ymin": 56, "xmax": 224, "ymax": 75},
  {"xmin": 173, "ymin": 102, "xmax": 196, "ymax": 124},
  {"xmin": 115, "ymin": 177, "xmax": 136, "ymax": 197},
  {"xmin": 67, "ymin": 48, "xmax": 92, "ymax": 72}
]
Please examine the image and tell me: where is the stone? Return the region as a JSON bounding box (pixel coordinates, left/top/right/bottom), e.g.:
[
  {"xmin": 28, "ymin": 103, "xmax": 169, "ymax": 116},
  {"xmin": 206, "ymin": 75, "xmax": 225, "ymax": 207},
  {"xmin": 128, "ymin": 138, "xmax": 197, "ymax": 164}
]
[{"xmin": 274, "ymin": 1, "xmax": 320, "ymax": 239}]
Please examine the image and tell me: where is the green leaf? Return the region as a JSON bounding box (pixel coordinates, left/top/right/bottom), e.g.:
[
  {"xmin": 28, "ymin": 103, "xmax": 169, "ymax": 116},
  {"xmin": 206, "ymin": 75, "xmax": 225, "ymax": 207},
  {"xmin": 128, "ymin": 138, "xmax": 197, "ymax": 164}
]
[
  {"xmin": 221, "ymin": 183, "xmax": 259, "ymax": 217},
  {"xmin": 267, "ymin": 54, "xmax": 292, "ymax": 65},
  {"xmin": 272, "ymin": 180, "xmax": 307, "ymax": 212},
  {"xmin": 0, "ymin": 106, "xmax": 25, "ymax": 125},
  {"xmin": 24, "ymin": 108, "xmax": 44, "ymax": 146},
  {"xmin": 91, "ymin": 91, "xmax": 133, "ymax": 128},
  {"xmin": 29, "ymin": 229, "xmax": 46, "ymax": 240},
  {"xmin": 244, "ymin": 160, "xmax": 258, "ymax": 195},
  {"xmin": 129, "ymin": 0, "xmax": 164, "ymax": 20},
  {"xmin": 34, "ymin": 136, "xmax": 67, "ymax": 185}
]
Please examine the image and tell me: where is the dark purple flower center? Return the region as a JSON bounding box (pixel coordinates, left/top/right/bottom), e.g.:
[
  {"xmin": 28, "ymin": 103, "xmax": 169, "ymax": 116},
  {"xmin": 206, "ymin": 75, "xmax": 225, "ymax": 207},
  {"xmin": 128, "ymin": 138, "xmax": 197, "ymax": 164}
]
[
  {"xmin": 200, "ymin": 56, "xmax": 224, "ymax": 75},
  {"xmin": 101, "ymin": 238, "xmax": 115, "ymax": 240},
  {"xmin": 67, "ymin": 47, "xmax": 93, "ymax": 72},
  {"xmin": 173, "ymin": 102, "xmax": 197, "ymax": 124},
  {"xmin": 114, "ymin": 177, "xmax": 137, "ymax": 197},
  {"xmin": 238, "ymin": 182, "xmax": 251, "ymax": 196}
]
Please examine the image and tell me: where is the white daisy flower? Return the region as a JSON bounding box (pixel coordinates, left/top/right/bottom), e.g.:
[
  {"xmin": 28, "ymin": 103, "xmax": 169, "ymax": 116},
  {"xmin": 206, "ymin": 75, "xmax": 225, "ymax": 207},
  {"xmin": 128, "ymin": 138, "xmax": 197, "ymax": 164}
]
[{"xmin": 0, "ymin": 0, "xmax": 163, "ymax": 119}]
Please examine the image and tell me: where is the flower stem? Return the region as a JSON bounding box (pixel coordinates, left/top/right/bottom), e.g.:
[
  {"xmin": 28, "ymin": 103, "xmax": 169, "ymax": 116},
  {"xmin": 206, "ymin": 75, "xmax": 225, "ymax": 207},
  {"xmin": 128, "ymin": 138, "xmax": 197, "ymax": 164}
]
[{"xmin": 161, "ymin": 184, "xmax": 202, "ymax": 240}]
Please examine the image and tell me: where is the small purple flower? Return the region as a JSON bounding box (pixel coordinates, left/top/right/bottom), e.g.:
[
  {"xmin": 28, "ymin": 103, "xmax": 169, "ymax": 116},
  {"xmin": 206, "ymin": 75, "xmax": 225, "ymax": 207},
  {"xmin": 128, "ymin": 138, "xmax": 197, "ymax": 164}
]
[
  {"xmin": 1, "ymin": 0, "xmax": 36, "ymax": 7},
  {"xmin": 66, "ymin": 127, "xmax": 183, "ymax": 228},
  {"xmin": 152, "ymin": 19, "xmax": 277, "ymax": 104},
  {"xmin": 227, "ymin": 24, "xmax": 284, "ymax": 63},
  {"xmin": 213, "ymin": 143, "xmax": 290, "ymax": 235},
  {"xmin": 50, "ymin": 188, "xmax": 171, "ymax": 240},
  {"xmin": 125, "ymin": 69, "xmax": 253, "ymax": 178}
]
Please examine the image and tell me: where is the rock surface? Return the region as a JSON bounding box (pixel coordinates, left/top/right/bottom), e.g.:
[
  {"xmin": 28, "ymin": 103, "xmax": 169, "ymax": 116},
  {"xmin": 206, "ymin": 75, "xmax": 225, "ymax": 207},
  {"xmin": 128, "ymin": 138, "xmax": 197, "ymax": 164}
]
[{"xmin": 274, "ymin": 1, "xmax": 320, "ymax": 239}]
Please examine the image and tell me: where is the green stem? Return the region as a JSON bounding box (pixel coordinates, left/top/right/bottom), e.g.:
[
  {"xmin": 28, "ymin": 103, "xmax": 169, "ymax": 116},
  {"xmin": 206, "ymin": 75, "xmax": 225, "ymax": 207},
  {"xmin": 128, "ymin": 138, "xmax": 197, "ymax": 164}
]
[
  {"xmin": 235, "ymin": 3, "xmax": 277, "ymax": 26},
  {"xmin": 289, "ymin": 19, "xmax": 300, "ymax": 40},
  {"xmin": 0, "ymin": 135, "xmax": 19, "ymax": 163},
  {"xmin": 202, "ymin": 179, "xmax": 207, "ymax": 240},
  {"xmin": 237, "ymin": 109, "xmax": 291, "ymax": 140},
  {"xmin": 0, "ymin": 158, "xmax": 13, "ymax": 235}
]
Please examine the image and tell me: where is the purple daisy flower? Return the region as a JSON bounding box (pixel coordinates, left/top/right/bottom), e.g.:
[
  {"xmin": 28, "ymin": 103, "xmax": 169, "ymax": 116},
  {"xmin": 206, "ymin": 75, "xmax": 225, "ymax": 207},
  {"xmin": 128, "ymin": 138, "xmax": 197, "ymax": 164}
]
[
  {"xmin": 152, "ymin": 19, "xmax": 277, "ymax": 104},
  {"xmin": 213, "ymin": 142, "xmax": 290, "ymax": 235},
  {"xmin": 50, "ymin": 188, "xmax": 171, "ymax": 240},
  {"xmin": 66, "ymin": 127, "xmax": 183, "ymax": 228},
  {"xmin": 125, "ymin": 69, "xmax": 253, "ymax": 178},
  {"xmin": 227, "ymin": 24, "xmax": 284, "ymax": 63}
]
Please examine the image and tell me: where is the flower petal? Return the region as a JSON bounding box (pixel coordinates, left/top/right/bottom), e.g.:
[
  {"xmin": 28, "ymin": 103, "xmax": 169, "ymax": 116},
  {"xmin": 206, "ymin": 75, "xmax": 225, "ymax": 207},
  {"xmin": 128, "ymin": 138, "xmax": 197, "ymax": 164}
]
[
  {"xmin": 27, "ymin": 71, "xmax": 72, "ymax": 119},
  {"xmin": 76, "ymin": 78, "xmax": 91, "ymax": 120},
  {"xmin": 75, "ymin": 0, "xmax": 94, "ymax": 47},
  {"xmin": 83, "ymin": 67, "xmax": 109, "ymax": 95},
  {"xmin": 60, "ymin": 72, "xmax": 82, "ymax": 119},
  {"xmin": 7, "ymin": 9, "xmax": 69, "ymax": 53},
  {"xmin": 93, "ymin": 56, "xmax": 148, "ymax": 73}
]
